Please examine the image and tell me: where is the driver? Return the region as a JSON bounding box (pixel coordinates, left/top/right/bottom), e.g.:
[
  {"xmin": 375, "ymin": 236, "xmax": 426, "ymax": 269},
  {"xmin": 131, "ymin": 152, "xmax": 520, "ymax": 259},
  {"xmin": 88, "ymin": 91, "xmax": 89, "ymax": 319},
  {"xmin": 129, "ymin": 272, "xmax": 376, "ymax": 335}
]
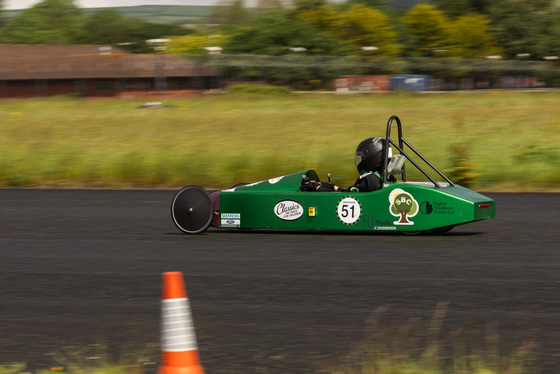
[{"xmin": 301, "ymin": 137, "xmax": 388, "ymax": 192}]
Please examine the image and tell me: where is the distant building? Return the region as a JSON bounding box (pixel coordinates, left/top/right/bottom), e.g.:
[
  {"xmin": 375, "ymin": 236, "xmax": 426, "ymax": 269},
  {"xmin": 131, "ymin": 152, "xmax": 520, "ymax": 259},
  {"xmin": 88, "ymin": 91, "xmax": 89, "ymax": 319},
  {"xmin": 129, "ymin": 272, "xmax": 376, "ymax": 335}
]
[{"xmin": 0, "ymin": 44, "xmax": 219, "ymax": 98}]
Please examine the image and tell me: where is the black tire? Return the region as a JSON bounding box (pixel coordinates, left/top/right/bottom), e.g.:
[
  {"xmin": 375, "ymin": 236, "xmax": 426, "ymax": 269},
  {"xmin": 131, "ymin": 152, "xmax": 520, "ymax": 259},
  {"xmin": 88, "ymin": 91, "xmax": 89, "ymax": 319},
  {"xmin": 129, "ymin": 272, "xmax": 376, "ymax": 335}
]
[
  {"xmin": 171, "ymin": 186, "xmax": 215, "ymax": 234},
  {"xmin": 400, "ymin": 230, "xmax": 424, "ymax": 236},
  {"xmin": 428, "ymin": 225, "xmax": 455, "ymax": 234}
]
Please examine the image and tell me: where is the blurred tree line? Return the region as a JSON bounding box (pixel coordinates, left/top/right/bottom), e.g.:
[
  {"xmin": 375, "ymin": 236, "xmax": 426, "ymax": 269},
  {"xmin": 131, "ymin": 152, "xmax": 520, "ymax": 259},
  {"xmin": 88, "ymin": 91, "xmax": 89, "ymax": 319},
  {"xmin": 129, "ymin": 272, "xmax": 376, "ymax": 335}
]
[
  {"xmin": 173, "ymin": 0, "xmax": 560, "ymax": 60},
  {"xmin": 1, "ymin": 0, "xmax": 559, "ymax": 59},
  {"xmin": 0, "ymin": 0, "xmax": 194, "ymax": 52},
  {"xmin": 167, "ymin": 0, "xmax": 560, "ymax": 86},
  {"xmin": 0, "ymin": 0, "xmax": 558, "ymax": 84}
]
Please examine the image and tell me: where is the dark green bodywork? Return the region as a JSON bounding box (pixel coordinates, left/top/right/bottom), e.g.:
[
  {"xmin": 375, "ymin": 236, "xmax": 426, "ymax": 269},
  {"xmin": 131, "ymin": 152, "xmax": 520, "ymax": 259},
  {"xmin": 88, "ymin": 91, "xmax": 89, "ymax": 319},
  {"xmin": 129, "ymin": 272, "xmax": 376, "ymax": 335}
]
[{"xmin": 218, "ymin": 170, "xmax": 495, "ymax": 233}]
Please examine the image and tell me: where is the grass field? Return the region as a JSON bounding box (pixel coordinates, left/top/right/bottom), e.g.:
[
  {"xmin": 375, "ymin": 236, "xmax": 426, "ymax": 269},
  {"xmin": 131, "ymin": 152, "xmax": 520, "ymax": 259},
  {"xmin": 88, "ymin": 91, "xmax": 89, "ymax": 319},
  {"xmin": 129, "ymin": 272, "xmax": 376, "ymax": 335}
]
[
  {"xmin": 0, "ymin": 91, "xmax": 558, "ymax": 191},
  {"xmin": 0, "ymin": 304, "xmax": 538, "ymax": 374}
]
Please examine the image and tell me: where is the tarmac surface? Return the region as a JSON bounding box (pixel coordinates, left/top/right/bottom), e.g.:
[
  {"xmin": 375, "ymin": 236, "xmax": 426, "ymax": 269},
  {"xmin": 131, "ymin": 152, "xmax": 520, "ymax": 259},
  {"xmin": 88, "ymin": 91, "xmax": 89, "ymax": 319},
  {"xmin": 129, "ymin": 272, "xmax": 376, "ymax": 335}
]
[{"xmin": 0, "ymin": 189, "xmax": 559, "ymax": 374}]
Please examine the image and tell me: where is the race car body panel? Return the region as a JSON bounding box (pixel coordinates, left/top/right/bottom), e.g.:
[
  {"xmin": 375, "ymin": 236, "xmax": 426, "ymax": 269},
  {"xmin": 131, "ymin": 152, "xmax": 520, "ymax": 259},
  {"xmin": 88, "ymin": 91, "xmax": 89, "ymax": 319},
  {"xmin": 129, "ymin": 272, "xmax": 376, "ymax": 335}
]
[
  {"xmin": 171, "ymin": 116, "xmax": 495, "ymax": 234},
  {"xmin": 216, "ymin": 170, "xmax": 494, "ymax": 233}
]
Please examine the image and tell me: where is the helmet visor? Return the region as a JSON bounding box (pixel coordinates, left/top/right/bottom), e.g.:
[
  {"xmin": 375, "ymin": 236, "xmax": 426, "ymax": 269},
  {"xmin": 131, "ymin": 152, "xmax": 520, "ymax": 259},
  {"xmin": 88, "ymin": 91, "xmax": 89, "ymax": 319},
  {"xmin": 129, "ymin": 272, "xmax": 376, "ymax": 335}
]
[{"xmin": 355, "ymin": 153, "xmax": 364, "ymax": 168}]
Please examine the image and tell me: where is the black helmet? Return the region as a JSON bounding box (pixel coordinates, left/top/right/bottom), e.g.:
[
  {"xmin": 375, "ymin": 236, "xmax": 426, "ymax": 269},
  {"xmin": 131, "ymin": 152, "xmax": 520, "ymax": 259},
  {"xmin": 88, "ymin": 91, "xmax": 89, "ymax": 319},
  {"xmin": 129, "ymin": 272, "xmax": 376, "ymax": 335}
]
[{"xmin": 354, "ymin": 137, "xmax": 385, "ymax": 173}]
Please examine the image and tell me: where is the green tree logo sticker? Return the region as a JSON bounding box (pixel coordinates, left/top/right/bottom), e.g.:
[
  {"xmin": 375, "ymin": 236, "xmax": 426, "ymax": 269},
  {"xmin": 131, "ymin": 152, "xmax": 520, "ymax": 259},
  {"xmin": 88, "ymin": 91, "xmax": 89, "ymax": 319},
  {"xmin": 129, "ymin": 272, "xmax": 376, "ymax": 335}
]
[{"xmin": 389, "ymin": 189, "xmax": 419, "ymax": 225}]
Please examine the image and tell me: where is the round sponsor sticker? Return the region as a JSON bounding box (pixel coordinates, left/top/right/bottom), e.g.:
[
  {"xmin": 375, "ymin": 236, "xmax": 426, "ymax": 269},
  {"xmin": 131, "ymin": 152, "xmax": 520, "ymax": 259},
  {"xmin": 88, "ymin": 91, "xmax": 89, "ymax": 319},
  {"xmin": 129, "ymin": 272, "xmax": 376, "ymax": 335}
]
[
  {"xmin": 274, "ymin": 200, "xmax": 303, "ymax": 221},
  {"xmin": 337, "ymin": 197, "xmax": 361, "ymax": 225}
]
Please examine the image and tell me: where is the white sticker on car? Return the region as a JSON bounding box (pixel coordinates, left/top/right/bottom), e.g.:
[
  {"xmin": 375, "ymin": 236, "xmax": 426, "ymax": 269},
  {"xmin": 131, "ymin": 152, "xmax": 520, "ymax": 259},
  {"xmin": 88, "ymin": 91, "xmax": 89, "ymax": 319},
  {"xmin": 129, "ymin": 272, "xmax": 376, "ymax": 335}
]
[
  {"xmin": 221, "ymin": 213, "xmax": 240, "ymax": 227},
  {"xmin": 389, "ymin": 188, "xmax": 418, "ymax": 225},
  {"xmin": 337, "ymin": 197, "xmax": 361, "ymax": 225},
  {"xmin": 274, "ymin": 200, "xmax": 303, "ymax": 221}
]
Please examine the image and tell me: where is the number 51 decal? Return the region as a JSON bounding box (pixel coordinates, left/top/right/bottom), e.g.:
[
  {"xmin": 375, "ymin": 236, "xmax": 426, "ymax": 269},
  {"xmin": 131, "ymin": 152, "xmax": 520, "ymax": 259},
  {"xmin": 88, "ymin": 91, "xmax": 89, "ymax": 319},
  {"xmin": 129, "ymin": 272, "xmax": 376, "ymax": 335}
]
[{"xmin": 337, "ymin": 197, "xmax": 361, "ymax": 225}]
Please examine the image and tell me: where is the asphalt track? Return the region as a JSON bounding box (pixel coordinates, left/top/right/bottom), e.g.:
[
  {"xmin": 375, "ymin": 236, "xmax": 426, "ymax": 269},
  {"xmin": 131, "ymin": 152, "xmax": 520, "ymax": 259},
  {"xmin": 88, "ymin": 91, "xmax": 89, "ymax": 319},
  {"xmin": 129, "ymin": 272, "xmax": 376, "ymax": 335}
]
[{"xmin": 0, "ymin": 189, "xmax": 559, "ymax": 374}]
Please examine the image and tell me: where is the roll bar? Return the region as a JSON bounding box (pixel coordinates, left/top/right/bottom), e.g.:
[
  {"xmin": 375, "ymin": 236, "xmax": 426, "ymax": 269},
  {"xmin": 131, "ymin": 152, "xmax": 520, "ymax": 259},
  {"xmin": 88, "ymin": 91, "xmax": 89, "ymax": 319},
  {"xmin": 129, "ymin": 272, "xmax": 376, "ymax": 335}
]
[{"xmin": 382, "ymin": 115, "xmax": 457, "ymax": 188}]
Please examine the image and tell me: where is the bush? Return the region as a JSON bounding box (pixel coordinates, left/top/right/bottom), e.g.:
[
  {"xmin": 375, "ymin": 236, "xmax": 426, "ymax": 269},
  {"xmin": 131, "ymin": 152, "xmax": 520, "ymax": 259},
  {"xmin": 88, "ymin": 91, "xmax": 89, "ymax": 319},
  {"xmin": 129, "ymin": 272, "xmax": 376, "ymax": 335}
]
[
  {"xmin": 448, "ymin": 142, "xmax": 479, "ymax": 188},
  {"xmin": 225, "ymin": 84, "xmax": 293, "ymax": 95}
]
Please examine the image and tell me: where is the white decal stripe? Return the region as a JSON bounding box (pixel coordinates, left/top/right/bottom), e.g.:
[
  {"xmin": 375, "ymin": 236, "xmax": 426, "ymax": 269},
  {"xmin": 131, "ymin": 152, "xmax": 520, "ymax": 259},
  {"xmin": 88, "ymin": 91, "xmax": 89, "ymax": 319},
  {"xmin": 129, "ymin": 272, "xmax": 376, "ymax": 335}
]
[{"xmin": 161, "ymin": 298, "xmax": 198, "ymax": 352}]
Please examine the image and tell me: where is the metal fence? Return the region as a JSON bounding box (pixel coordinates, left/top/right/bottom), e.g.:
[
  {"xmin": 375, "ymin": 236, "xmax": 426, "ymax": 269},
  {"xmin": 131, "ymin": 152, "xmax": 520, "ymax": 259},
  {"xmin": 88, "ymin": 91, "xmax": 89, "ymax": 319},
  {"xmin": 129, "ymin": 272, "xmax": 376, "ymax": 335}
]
[{"xmin": 190, "ymin": 54, "xmax": 560, "ymax": 91}]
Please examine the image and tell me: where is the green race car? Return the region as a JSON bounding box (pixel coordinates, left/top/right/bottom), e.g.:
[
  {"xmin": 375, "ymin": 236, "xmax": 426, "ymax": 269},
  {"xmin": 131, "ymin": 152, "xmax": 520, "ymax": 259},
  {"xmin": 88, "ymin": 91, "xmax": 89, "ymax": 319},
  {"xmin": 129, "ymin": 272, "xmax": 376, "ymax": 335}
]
[{"xmin": 171, "ymin": 116, "xmax": 495, "ymax": 235}]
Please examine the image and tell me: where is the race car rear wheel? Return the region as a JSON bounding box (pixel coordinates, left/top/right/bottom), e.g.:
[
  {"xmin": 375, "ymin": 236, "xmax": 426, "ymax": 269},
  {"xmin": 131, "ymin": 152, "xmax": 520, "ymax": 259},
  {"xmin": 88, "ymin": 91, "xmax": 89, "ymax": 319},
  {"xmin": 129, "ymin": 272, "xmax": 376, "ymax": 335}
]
[{"xmin": 171, "ymin": 185, "xmax": 215, "ymax": 234}]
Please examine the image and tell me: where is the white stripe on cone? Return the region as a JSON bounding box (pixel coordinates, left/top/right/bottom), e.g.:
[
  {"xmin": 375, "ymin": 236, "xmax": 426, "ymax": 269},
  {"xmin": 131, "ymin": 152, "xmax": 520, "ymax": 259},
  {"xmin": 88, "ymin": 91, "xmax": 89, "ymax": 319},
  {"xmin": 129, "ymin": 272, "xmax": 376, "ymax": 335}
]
[{"xmin": 161, "ymin": 298, "xmax": 198, "ymax": 352}]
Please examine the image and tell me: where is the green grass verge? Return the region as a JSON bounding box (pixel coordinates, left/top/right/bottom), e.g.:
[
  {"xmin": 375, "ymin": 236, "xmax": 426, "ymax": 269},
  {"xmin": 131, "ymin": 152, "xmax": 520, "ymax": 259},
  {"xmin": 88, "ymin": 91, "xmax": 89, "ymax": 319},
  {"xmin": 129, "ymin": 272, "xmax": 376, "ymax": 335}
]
[
  {"xmin": 0, "ymin": 91, "xmax": 558, "ymax": 190},
  {"xmin": 1, "ymin": 305, "xmax": 539, "ymax": 373},
  {"xmin": 327, "ymin": 304, "xmax": 538, "ymax": 374}
]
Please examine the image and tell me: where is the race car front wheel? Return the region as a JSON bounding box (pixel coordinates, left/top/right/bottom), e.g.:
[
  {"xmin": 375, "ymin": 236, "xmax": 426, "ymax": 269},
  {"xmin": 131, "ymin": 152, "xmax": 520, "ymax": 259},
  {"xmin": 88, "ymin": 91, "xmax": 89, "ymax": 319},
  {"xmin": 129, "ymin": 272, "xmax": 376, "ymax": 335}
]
[{"xmin": 171, "ymin": 185, "xmax": 215, "ymax": 234}]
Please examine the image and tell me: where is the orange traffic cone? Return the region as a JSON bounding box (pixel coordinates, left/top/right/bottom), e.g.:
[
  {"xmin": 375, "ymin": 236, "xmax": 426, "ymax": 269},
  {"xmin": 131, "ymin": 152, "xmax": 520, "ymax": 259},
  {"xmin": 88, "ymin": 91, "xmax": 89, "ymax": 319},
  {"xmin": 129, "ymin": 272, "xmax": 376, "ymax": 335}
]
[{"xmin": 159, "ymin": 272, "xmax": 205, "ymax": 374}]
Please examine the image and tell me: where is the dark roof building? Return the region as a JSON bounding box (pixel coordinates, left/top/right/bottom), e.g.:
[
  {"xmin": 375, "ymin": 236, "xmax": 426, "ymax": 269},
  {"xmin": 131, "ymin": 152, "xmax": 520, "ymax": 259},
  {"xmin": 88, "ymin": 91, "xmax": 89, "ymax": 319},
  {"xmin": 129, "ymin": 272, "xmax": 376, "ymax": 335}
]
[
  {"xmin": 0, "ymin": 45, "xmax": 219, "ymax": 98},
  {"xmin": 0, "ymin": 44, "xmax": 131, "ymax": 57}
]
